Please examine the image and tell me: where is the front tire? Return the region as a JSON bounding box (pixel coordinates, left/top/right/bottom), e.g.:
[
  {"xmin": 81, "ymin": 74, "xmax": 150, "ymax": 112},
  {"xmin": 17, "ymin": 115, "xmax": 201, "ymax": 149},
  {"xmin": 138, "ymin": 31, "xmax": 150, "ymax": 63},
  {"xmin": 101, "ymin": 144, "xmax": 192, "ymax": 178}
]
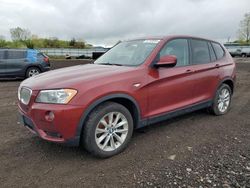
[
  {"xmin": 82, "ymin": 102, "xmax": 133, "ymax": 158},
  {"xmin": 209, "ymin": 84, "xmax": 232, "ymax": 115}
]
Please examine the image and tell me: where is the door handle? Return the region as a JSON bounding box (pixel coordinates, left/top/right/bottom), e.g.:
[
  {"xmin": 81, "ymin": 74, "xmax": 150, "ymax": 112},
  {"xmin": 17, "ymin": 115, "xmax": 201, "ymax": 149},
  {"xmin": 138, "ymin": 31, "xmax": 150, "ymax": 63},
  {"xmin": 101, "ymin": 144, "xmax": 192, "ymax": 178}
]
[
  {"xmin": 215, "ymin": 64, "xmax": 220, "ymax": 68},
  {"xmin": 186, "ymin": 69, "xmax": 193, "ymax": 73}
]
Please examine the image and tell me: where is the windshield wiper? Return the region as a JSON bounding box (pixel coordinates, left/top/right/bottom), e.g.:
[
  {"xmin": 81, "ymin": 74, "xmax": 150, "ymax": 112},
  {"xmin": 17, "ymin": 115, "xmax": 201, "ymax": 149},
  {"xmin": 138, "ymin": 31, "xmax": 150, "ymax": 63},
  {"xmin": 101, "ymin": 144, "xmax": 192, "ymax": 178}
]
[{"xmin": 98, "ymin": 63, "xmax": 123, "ymax": 66}]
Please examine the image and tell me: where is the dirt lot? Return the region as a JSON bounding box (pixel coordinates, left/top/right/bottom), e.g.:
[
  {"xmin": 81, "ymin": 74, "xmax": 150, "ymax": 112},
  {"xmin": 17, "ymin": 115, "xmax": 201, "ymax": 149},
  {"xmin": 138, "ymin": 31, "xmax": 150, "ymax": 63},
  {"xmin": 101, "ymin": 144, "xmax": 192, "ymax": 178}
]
[{"xmin": 0, "ymin": 59, "xmax": 249, "ymax": 187}]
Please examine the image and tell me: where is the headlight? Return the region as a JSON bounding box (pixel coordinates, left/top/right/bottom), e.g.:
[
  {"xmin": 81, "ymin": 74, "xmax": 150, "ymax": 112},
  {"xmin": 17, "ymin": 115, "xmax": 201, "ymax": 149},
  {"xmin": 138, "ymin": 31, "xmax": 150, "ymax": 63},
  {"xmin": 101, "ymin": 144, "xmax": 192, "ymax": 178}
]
[
  {"xmin": 18, "ymin": 87, "xmax": 32, "ymax": 105},
  {"xmin": 36, "ymin": 89, "xmax": 77, "ymax": 104}
]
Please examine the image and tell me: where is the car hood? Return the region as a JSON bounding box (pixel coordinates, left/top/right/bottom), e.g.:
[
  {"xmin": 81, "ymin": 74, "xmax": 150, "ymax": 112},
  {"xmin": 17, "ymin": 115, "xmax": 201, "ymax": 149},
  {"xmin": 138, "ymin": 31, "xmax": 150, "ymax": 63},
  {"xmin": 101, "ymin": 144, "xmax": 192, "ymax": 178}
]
[{"xmin": 21, "ymin": 64, "xmax": 136, "ymax": 90}]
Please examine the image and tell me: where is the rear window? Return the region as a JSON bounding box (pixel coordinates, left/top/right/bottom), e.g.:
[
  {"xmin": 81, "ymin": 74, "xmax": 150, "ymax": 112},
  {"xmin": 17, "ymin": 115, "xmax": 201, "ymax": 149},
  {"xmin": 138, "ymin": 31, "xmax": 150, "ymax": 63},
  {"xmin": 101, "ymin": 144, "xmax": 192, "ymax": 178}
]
[
  {"xmin": 7, "ymin": 50, "xmax": 27, "ymax": 59},
  {"xmin": 37, "ymin": 52, "xmax": 46, "ymax": 58},
  {"xmin": 191, "ymin": 39, "xmax": 210, "ymax": 64},
  {"xmin": 212, "ymin": 42, "xmax": 225, "ymax": 59}
]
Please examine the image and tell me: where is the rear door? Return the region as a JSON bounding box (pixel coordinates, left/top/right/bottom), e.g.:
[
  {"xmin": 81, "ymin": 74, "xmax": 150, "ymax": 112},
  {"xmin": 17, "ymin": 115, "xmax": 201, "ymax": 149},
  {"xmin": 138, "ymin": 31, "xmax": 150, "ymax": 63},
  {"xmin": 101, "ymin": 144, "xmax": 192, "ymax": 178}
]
[
  {"xmin": 190, "ymin": 39, "xmax": 220, "ymax": 103},
  {"xmin": 147, "ymin": 38, "xmax": 195, "ymax": 118},
  {"xmin": 5, "ymin": 50, "xmax": 27, "ymax": 75}
]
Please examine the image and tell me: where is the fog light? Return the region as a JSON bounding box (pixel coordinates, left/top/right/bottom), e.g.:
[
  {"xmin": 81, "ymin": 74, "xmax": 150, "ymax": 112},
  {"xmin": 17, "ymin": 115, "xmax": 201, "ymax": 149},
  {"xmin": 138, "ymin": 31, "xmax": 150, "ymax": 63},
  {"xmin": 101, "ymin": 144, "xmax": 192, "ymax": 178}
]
[{"xmin": 45, "ymin": 111, "xmax": 55, "ymax": 121}]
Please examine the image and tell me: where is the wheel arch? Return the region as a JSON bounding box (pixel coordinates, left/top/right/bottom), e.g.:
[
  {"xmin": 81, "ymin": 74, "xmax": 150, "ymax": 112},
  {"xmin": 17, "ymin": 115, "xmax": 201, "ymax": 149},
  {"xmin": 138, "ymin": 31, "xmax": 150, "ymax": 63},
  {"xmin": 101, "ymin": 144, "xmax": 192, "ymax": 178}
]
[
  {"xmin": 212, "ymin": 77, "xmax": 235, "ymax": 101},
  {"xmin": 241, "ymin": 53, "xmax": 247, "ymax": 57},
  {"xmin": 222, "ymin": 79, "xmax": 234, "ymax": 94},
  {"xmin": 25, "ymin": 65, "xmax": 42, "ymax": 75},
  {"xmin": 76, "ymin": 93, "xmax": 141, "ymax": 143}
]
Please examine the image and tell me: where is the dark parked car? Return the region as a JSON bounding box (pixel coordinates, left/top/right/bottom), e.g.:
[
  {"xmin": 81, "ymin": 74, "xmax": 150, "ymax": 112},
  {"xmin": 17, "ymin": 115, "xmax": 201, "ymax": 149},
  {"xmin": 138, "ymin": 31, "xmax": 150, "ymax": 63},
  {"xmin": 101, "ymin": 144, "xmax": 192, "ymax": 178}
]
[
  {"xmin": 0, "ymin": 49, "xmax": 50, "ymax": 78},
  {"xmin": 76, "ymin": 54, "xmax": 90, "ymax": 59},
  {"xmin": 18, "ymin": 36, "xmax": 236, "ymax": 158}
]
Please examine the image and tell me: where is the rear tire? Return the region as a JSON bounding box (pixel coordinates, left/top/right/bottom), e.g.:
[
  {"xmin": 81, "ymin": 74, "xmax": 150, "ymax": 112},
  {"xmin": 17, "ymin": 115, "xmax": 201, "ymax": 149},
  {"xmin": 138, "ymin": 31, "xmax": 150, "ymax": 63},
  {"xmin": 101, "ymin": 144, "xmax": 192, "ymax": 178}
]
[
  {"xmin": 241, "ymin": 53, "xmax": 247, "ymax": 58},
  {"xmin": 209, "ymin": 84, "xmax": 232, "ymax": 115},
  {"xmin": 82, "ymin": 102, "xmax": 133, "ymax": 158},
  {"xmin": 26, "ymin": 67, "xmax": 41, "ymax": 78}
]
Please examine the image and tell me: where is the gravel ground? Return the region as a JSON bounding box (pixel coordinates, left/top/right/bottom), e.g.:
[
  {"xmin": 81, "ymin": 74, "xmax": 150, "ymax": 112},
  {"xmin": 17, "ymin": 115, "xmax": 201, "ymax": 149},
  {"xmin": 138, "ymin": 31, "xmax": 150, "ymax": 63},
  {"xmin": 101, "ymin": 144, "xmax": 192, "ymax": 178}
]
[{"xmin": 0, "ymin": 58, "xmax": 249, "ymax": 187}]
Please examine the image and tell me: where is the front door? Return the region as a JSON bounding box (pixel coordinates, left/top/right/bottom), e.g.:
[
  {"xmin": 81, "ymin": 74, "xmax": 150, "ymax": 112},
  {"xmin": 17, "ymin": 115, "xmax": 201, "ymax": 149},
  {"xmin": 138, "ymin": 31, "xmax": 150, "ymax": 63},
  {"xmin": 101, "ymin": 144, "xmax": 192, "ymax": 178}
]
[
  {"xmin": 0, "ymin": 50, "xmax": 7, "ymax": 75},
  {"xmin": 5, "ymin": 50, "xmax": 27, "ymax": 75},
  {"xmin": 146, "ymin": 38, "xmax": 195, "ymax": 118}
]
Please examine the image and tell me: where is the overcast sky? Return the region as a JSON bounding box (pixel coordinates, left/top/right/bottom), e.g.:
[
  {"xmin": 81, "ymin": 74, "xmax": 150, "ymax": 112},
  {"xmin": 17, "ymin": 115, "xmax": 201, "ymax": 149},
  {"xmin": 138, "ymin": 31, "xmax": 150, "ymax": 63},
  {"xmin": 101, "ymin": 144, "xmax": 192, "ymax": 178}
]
[{"xmin": 0, "ymin": 0, "xmax": 249, "ymax": 46}]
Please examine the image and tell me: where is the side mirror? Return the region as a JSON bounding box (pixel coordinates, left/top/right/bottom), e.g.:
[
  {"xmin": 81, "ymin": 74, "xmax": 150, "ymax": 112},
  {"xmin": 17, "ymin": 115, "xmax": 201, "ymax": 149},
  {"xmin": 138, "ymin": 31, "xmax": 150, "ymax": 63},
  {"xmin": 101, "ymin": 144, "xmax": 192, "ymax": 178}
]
[{"xmin": 155, "ymin": 55, "xmax": 177, "ymax": 67}]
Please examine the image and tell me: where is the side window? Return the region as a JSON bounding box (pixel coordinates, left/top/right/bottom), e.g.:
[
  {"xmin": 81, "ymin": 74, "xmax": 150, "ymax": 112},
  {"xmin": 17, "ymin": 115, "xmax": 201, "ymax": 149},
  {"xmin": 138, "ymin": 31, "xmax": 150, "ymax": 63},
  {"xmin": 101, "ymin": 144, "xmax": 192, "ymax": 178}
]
[
  {"xmin": 0, "ymin": 50, "xmax": 5, "ymax": 59},
  {"xmin": 159, "ymin": 39, "xmax": 189, "ymax": 67},
  {"xmin": 191, "ymin": 39, "xmax": 210, "ymax": 64},
  {"xmin": 7, "ymin": 50, "xmax": 26, "ymax": 59},
  {"xmin": 208, "ymin": 42, "xmax": 216, "ymax": 62},
  {"xmin": 212, "ymin": 42, "xmax": 225, "ymax": 59}
]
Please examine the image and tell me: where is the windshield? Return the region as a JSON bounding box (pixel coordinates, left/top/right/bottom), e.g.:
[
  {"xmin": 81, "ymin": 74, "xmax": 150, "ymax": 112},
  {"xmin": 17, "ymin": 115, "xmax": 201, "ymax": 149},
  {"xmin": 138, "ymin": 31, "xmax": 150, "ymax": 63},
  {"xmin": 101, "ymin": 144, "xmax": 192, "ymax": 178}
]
[{"xmin": 94, "ymin": 39, "xmax": 161, "ymax": 66}]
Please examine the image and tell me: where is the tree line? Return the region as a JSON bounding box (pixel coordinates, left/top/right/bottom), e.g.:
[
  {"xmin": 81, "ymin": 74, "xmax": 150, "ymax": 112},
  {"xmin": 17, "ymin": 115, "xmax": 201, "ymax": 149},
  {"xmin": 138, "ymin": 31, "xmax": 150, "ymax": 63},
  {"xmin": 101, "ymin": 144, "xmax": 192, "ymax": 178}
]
[
  {"xmin": 0, "ymin": 27, "xmax": 92, "ymax": 49},
  {"xmin": 0, "ymin": 12, "xmax": 249, "ymax": 48}
]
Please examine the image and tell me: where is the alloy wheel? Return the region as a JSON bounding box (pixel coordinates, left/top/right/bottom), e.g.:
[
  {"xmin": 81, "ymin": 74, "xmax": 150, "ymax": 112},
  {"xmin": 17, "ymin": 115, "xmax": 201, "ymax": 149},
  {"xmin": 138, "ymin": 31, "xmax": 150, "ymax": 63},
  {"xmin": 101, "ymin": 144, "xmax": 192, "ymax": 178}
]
[
  {"xmin": 28, "ymin": 69, "xmax": 40, "ymax": 77},
  {"xmin": 217, "ymin": 88, "xmax": 230, "ymax": 113},
  {"xmin": 95, "ymin": 112, "xmax": 129, "ymax": 152}
]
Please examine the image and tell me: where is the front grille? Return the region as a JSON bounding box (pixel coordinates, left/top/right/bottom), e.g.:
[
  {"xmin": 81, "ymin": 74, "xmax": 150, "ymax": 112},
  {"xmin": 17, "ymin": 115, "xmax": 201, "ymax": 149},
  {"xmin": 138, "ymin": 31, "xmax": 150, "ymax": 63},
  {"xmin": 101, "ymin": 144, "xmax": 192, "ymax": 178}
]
[{"xmin": 19, "ymin": 87, "xmax": 32, "ymax": 105}]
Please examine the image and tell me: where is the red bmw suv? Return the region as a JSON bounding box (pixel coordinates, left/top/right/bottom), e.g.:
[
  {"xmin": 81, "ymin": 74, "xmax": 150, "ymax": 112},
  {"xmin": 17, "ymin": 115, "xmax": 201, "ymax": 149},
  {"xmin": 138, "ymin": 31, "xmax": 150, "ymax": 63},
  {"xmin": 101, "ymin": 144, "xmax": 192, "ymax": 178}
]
[{"xmin": 18, "ymin": 36, "xmax": 236, "ymax": 158}]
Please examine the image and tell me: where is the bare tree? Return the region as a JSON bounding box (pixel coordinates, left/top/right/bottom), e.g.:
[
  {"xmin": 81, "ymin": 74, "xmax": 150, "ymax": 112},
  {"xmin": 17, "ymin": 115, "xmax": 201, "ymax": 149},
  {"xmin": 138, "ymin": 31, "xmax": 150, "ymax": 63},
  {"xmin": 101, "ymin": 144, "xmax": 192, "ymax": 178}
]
[
  {"xmin": 10, "ymin": 27, "xmax": 31, "ymax": 42},
  {"xmin": 238, "ymin": 13, "xmax": 250, "ymax": 43}
]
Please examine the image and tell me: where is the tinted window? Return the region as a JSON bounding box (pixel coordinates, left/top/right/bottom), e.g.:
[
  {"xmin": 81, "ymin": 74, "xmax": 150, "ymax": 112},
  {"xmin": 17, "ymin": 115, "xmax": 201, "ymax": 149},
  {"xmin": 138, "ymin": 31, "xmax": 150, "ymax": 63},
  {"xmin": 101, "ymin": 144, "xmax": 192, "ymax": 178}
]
[
  {"xmin": 208, "ymin": 42, "xmax": 216, "ymax": 62},
  {"xmin": 191, "ymin": 39, "xmax": 210, "ymax": 64},
  {"xmin": 37, "ymin": 52, "xmax": 45, "ymax": 58},
  {"xmin": 7, "ymin": 50, "xmax": 26, "ymax": 59},
  {"xmin": 159, "ymin": 39, "xmax": 189, "ymax": 66},
  {"xmin": 0, "ymin": 50, "xmax": 5, "ymax": 59},
  {"xmin": 37, "ymin": 52, "xmax": 47, "ymax": 59},
  {"xmin": 212, "ymin": 42, "xmax": 224, "ymax": 59}
]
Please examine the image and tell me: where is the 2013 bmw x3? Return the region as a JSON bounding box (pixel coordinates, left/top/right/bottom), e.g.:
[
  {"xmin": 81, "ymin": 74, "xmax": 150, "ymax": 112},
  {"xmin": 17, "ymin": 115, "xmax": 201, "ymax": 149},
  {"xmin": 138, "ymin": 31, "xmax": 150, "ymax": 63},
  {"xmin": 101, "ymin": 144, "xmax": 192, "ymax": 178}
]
[{"xmin": 18, "ymin": 36, "xmax": 236, "ymax": 158}]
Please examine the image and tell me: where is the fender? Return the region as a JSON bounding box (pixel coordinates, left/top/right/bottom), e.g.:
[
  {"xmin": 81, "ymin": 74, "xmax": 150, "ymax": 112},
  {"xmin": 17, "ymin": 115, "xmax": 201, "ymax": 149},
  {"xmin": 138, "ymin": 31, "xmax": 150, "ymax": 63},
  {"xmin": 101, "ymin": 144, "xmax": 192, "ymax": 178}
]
[
  {"xmin": 214, "ymin": 77, "xmax": 235, "ymax": 98},
  {"xmin": 75, "ymin": 93, "xmax": 141, "ymax": 141}
]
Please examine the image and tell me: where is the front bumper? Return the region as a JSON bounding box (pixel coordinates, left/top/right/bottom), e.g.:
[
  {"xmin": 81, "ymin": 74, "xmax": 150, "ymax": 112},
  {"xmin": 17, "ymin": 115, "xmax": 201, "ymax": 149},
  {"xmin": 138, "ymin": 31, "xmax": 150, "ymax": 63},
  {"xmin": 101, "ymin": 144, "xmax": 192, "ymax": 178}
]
[{"xmin": 18, "ymin": 102, "xmax": 84, "ymax": 146}]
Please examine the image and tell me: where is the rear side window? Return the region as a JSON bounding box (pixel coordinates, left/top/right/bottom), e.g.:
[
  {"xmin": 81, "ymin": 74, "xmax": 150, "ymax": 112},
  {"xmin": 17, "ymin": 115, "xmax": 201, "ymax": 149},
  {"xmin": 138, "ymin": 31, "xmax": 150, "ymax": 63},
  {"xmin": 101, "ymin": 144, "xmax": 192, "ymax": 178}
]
[
  {"xmin": 7, "ymin": 50, "xmax": 27, "ymax": 59},
  {"xmin": 159, "ymin": 39, "xmax": 189, "ymax": 67},
  {"xmin": 208, "ymin": 42, "xmax": 217, "ymax": 62},
  {"xmin": 212, "ymin": 42, "xmax": 225, "ymax": 59},
  {"xmin": 191, "ymin": 39, "xmax": 210, "ymax": 64}
]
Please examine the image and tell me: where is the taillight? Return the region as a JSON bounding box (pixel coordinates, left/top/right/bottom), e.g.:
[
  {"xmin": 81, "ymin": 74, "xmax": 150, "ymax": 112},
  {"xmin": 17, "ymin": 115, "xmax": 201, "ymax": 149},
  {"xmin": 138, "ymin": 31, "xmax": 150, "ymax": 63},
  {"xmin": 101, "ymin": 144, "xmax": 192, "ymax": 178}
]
[{"xmin": 44, "ymin": 57, "xmax": 49, "ymax": 63}]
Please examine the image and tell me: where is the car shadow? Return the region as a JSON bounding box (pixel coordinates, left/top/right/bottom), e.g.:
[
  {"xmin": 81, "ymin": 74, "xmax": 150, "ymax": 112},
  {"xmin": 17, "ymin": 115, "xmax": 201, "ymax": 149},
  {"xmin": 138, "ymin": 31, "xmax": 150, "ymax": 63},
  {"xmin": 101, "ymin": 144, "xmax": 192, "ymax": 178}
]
[
  {"xmin": 0, "ymin": 78, "xmax": 23, "ymax": 82},
  {"xmin": 27, "ymin": 109, "xmax": 209, "ymax": 161},
  {"xmin": 134, "ymin": 108, "xmax": 209, "ymax": 134}
]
